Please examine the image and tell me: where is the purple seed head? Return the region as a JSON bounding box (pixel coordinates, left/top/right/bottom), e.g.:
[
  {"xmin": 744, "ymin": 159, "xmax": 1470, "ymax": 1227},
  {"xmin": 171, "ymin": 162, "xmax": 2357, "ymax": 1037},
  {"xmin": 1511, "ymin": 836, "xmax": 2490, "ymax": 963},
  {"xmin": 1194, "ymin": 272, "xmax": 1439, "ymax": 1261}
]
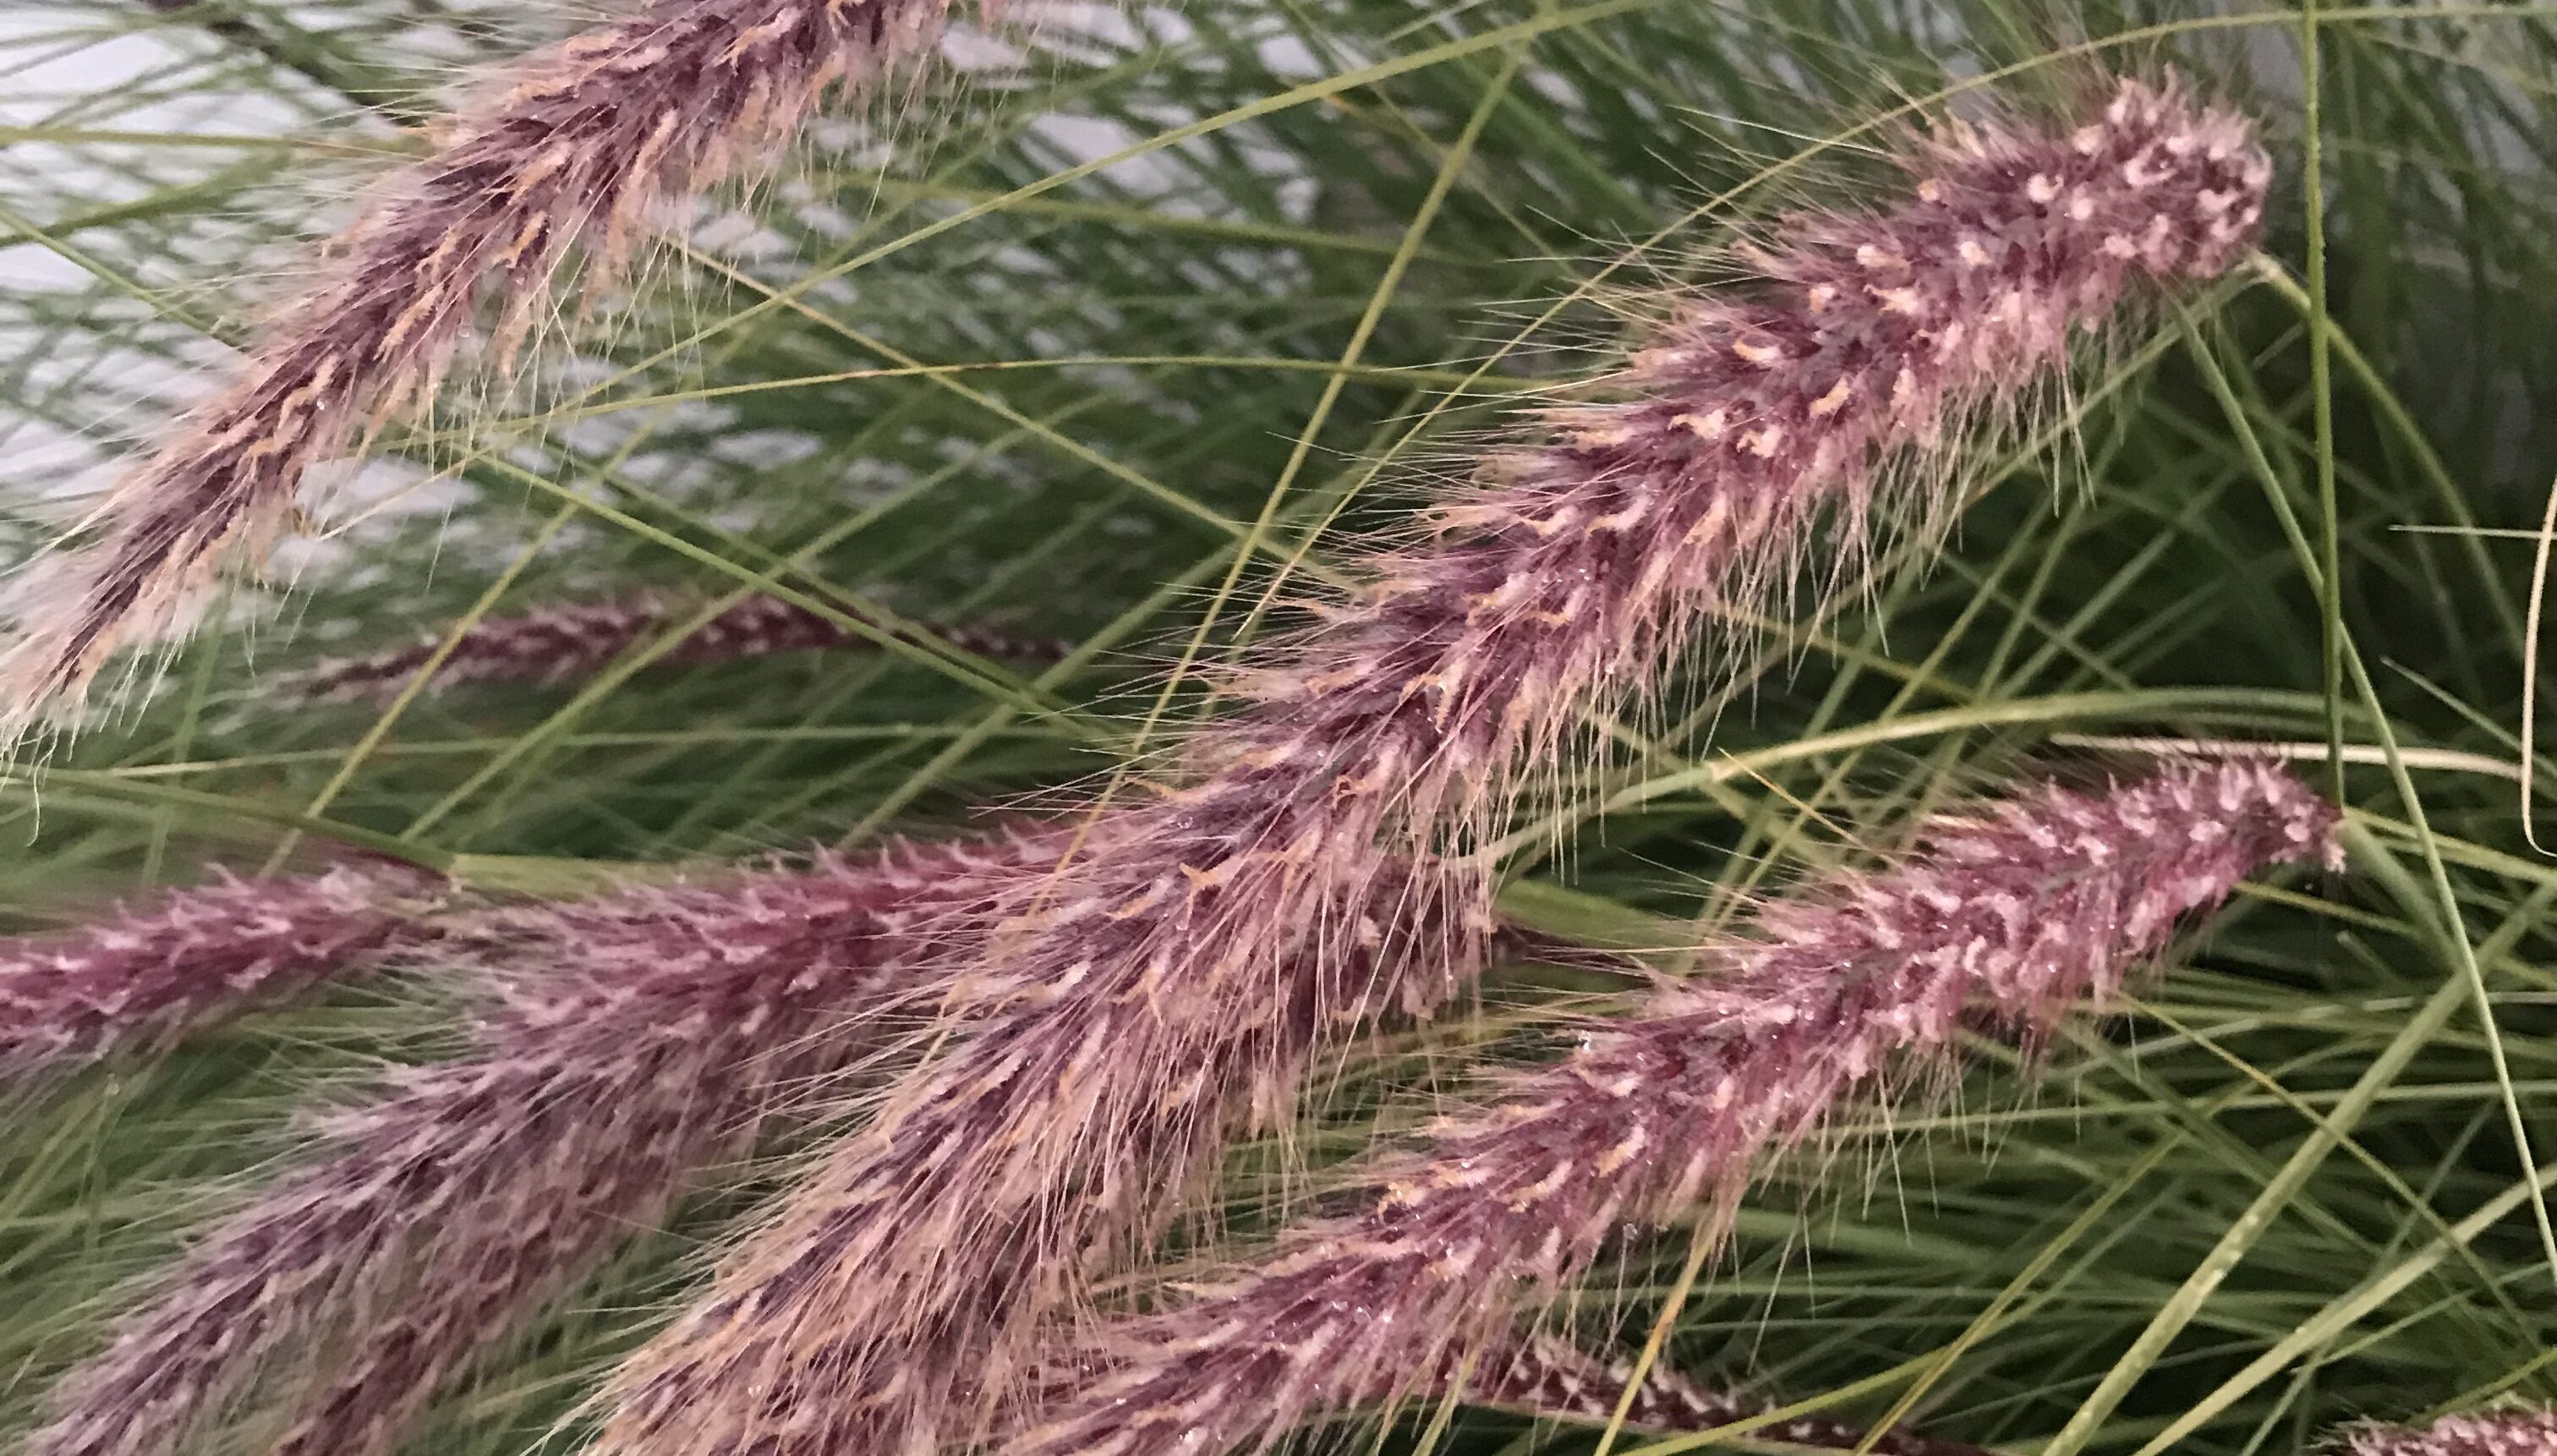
[
  {"xmin": 2341, "ymin": 1408, "xmax": 2557, "ymax": 1456},
  {"xmin": 287, "ymin": 590, "xmax": 1070, "ymax": 703},
  {"xmin": 595, "ymin": 850, "xmax": 1496, "ymax": 1456},
  {"xmin": 0, "ymin": 866, "xmax": 435, "ymax": 1081},
  {"xmin": 1, "ymin": 0, "xmax": 968, "ymax": 729},
  {"xmin": 582, "ymin": 77, "xmax": 2270, "ymax": 1456},
  {"xmin": 1459, "ymin": 1336, "xmax": 1985, "ymax": 1456},
  {"xmin": 25, "ymin": 829, "xmax": 1060, "ymax": 1456},
  {"xmin": 997, "ymin": 763, "xmax": 2336, "ymax": 1456},
  {"xmin": 1053, "ymin": 1331, "xmax": 1986, "ymax": 1454}
]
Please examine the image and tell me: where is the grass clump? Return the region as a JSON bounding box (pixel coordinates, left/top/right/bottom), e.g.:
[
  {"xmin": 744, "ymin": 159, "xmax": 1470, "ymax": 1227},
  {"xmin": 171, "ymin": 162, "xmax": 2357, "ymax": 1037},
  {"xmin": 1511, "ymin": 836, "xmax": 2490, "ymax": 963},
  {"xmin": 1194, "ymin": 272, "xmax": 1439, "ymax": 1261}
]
[{"xmin": 0, "ymin": 3, "xmax": 2552, "ymax": 1455}]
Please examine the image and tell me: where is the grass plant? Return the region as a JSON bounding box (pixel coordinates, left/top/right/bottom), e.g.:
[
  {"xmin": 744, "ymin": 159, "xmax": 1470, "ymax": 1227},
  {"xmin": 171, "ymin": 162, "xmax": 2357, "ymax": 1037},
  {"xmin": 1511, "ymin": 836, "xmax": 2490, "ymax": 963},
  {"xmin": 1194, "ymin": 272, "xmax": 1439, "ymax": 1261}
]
[{"xmin": 0, "ymin": 3, "xmax": 2553, "ymax": 1454}]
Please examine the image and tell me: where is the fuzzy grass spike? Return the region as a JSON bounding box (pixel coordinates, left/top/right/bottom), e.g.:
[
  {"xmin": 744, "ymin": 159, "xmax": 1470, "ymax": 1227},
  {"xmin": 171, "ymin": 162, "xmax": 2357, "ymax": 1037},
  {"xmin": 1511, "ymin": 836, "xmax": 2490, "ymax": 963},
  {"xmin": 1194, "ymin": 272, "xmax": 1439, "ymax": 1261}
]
[
  {"xmin": 601, "ymin": 849, "xmax": 1492, "ymax": 1456},
  {"xmin": 1070, "ymin": 1333, "xmax": 1979, "ymax": 1453},
  {"xmin": 288, "ymin": 590, "xmax": 1070, "ymax": 702},
  {"xmin": 2341, "ymin": 1409, "xmax": 2557, "ymax": 1456},
  {"xmin": 25, "ymin": 830, "xmax": 1057, "ymax": 1456},
  {"xmin": 996, "ymin": 763, "xmax": 2339, "ymax": 1456},
  {"xmin": 2, "ymin": 0, "xmax": 969, "ymax": 729},
  {"xmin": 0, "ymin": 867, "xmax": 434, "ymax": 1081},
  {"xmin": 589, "ymin": 78, "xmax": 2272, "ymax": 1456},
  {"xmin": 1451, "ymin": 1336, "xmax": 1987, "ymax": 1456}
]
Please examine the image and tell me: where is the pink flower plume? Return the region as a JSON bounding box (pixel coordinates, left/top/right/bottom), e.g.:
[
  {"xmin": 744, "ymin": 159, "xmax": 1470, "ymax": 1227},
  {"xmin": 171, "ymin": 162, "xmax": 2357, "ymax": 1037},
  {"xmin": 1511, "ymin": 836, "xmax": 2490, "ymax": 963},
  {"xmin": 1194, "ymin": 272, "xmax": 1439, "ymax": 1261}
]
[
  {"xmin": 26, "ymin": 829, "xmax": 1061, "ymax": 1456},
  {"xmin": 586, "ymin": 77, "xmax": 2272, "ymax": 1456},
  {"xmin": 597, "ymin": 850, "xmax": 1494, "ymax": 1456},
  {"xmin": 2, "ymin": 0, "xmax": 969, "ymax": 729},
  {"xmin": 1446, "ymin": 1335, "xmax": 1989, "ymax": 1456},
  {"xmin": 287, "ymin": 590, "xmax": 1070, "ymax": 703},
  {"xmin": 0, "ymin": 866, "xmax": 435, "ymax": 1081},
  {"xmin": 998, "ymin": 764, "xmax": 2337, "ymax": 1456},
  {"xmin": 2342, "ymin": 1408, "xmax": 2557, "ymax": 1456}
]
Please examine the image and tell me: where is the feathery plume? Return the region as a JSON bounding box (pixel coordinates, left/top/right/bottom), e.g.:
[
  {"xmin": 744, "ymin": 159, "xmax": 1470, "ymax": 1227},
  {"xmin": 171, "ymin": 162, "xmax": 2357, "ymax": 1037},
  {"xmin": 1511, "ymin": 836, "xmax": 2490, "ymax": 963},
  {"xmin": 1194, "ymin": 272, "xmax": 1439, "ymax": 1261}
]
[
  {"xmin": 591, "ymin": 78, "xmax": 2272, "ymax": 1456},
  {"xmin": 1037, "ymin": 1332, "xmax": 1974, "ymax": 1453},
  {"xmin": 28, "ymin": 829, "xmax": 1061, "ymax": 1456},
  {"xmin": 601, "ymin": 847, "xmax": 1492, "ymax": 1456},
  {"xmin": 1454, "ymin": 1336, "xmax": 1987, "ymax": 1456},
  {"xmin": 2341, "ymin": 1408, "xmax": 2557, "ymax": 1456},
  {"xmin": 1459, "ymin": 1338, "xmax": 1765, "ymax": 1437},
  {"xmin": 287, "ymin": 591, "xmax": 1073, "ymax": 702},
  {"xmin": 3, "ymin": 0, "xmax": 968, "ymax": 726},
  {"xmin": 0, "ymin": 866, "xmax": 435, "ymax": 1081},
  {"xmin": 997, "ymin": 764, "xmax": 2339, "ymax": 1456}
]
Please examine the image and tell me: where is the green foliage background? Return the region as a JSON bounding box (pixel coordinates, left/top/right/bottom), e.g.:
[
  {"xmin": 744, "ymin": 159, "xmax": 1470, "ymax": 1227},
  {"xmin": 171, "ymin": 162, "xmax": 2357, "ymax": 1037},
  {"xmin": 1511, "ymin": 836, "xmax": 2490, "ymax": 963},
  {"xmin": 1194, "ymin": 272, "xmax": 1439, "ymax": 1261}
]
[{"xmin": 2, "ymin": 0, "xmax": 2555, "ymax": 1452}]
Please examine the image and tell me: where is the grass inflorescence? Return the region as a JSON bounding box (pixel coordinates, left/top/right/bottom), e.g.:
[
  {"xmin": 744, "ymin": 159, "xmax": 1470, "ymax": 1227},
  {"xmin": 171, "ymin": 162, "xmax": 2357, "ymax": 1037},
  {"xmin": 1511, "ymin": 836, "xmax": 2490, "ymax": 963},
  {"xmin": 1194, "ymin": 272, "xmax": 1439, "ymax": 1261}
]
[{"xmin": 0, "ymin": 3, "xmax": 2553, "ymax": 1456}]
